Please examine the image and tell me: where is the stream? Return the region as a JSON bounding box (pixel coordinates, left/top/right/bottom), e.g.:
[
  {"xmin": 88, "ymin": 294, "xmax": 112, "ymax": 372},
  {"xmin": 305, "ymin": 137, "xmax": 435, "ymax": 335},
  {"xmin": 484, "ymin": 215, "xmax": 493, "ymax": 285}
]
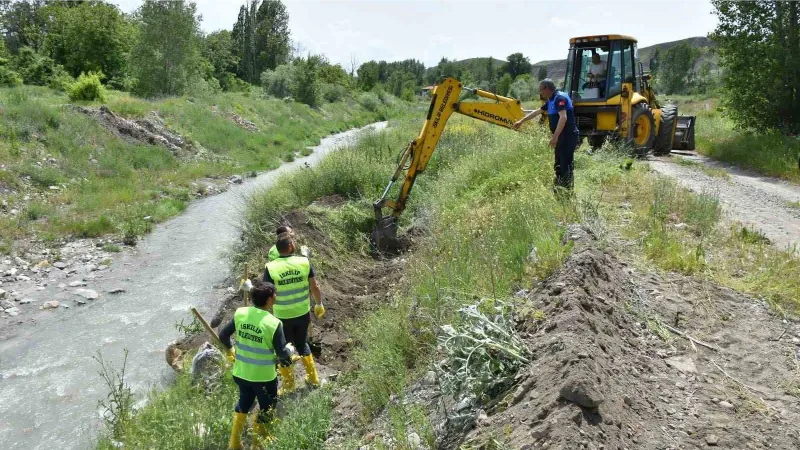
[{"xmin": 0, "ymin": 122, "xmax": 387, "ymax": 450}]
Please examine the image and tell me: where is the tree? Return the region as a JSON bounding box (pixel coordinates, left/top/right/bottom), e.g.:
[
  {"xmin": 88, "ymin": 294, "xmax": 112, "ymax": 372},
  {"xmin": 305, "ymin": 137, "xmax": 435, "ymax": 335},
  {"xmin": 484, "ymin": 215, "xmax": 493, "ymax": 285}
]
[
  {"xmin": 658, "ymin": 42, "xmax": 696, "ymax": 94},
  {"xmin": 497, "ymin": 73, "xmax": 513, "ymax": 96},
  {"xmin": 254, "ymin": 0, "xmax": 290, "ymax": 73},
  {"xmin": 712, "ymin": 0, "xmax": 800, "ymax": 132},
  {"xmin": 499, "ymin": 53, "xmax": 532, "ymax": 79},
  {"xmin": 484, "ymin": 56, "xmax": 496, "ymax": 90},
  {"xmin": 356, "ymin": 60, "xmax": 379, "ymax": 90},
  {"xmin": 43, "ymin": 1, "xmax": 136, "ymax": 80},
  {"xmin": 510, "ymin": 74, "xmax": 535, "ymax": 100},
  {"xmin": 292, "ymin": 54, "xmax": 320, "ymax": 107},
  {"xmin": 650, "ymin": 48, "xmax": 660, "ymax": 76},
  {"xmin": 130, "ymin": 0, "xmax": 204, "ymax": 97},
  {"xmin": 203, "ymin": 30, "xmax": 240, "ymax": 90},
  {"xmin": 1, "ymin": 0, "xmax": 47, "ymax": 53},
  {"xmin": 232, "ymin": 0, "xmax": 290, "ymax": 84},
  {"xmin": 537, "ymin": 66, "xmax": 547, "ymax": 81}
]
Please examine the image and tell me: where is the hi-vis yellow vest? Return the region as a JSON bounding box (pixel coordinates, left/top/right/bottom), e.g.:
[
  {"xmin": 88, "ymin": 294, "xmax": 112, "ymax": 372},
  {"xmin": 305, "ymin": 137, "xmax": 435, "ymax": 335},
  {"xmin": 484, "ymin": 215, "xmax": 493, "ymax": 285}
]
[
  {"xmin": 267, "ymin": 245, "xmax": 279, "ymax": 262},
  {"xmin": 266, "ymin": 256, "xmax": 311, "ymax": 319},
  {"xmin": 232, "ymin": 307, "xmax": 280, "ymax": 382}
]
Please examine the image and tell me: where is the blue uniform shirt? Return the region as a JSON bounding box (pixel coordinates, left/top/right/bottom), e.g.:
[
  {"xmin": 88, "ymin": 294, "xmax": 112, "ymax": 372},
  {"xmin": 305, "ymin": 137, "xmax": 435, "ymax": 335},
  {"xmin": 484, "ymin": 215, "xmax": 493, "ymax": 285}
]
[{"xmin": 540, "ymin": 90, "xmax": 579, "ymax": 136}]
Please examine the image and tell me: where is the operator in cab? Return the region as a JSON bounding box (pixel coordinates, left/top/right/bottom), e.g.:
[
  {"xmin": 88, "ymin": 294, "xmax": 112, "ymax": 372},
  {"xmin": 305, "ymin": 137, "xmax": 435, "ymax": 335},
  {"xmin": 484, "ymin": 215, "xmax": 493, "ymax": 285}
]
[{"xmin": 513, "ymin": 79, "xmax": 580, "ymax": 191}]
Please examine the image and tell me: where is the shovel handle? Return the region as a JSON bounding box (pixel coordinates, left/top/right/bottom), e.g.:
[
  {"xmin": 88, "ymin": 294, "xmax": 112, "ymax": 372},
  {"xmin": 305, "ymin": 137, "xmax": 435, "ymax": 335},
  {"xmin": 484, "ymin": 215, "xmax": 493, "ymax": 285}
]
[{"xmin": 190, "ymin": 307, "xmax": 225, "ymax": 352}]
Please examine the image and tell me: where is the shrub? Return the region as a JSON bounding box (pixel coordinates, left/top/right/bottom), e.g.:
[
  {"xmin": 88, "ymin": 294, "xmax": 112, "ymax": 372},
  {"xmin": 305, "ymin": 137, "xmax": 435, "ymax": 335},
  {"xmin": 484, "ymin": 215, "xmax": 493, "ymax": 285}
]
[
  {"xmin": 48, "ymin": 65, "xmax": 74, "ymax": 91},
  {"xmin": 357, "ymin": 92, "xmax": 381, "ymax": 112},
  {"xmin": 321, "ymin": 82, "xmax": 346, "ymax": 103},
  {"xmin": 0, "ymin": 57, "xmax": 22, "ymax": 86},
  {"xmin": 292, "ymin": 56, "xmax": 321, "ymax": 107},
  {"xmin": 13, "ymin": 47, "xmax": 58, "ymax": 85},
  {"xmin": 68, "ymin": 72, "xmax": 107, "ymax": 102},
  {"xmin": 261, "ymin": 64, "xmax": 295, "ymax": 98}
]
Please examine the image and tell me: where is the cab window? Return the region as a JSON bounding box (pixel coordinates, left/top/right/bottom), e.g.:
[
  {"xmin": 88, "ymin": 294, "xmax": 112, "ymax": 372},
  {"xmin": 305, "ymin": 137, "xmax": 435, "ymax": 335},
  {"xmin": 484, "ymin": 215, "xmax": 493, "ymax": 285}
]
[{"xmin": 571, "ymin": 46, "xmax": 609, "ymax": 100}]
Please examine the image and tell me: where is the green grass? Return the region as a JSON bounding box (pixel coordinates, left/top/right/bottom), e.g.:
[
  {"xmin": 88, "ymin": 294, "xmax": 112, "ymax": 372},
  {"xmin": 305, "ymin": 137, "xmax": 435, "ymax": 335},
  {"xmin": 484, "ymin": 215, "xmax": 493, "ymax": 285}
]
[
  {"xmin": 0, "ymin": 85, "xmax": 398, "ymax": 253},
  {"xmin": 95, "ymin": 363, "xmax": 334, "ymax": 450},
  {"xmin": 600, "ymin": 162, "xmax": 800, "ymax": 315}
]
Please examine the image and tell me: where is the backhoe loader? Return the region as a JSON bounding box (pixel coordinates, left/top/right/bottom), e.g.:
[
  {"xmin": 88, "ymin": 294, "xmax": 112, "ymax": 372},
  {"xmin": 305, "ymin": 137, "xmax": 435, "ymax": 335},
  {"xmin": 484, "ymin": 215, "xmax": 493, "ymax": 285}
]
[
  {"xmin": 372, "ymin": 34, "xmax": 697, "ymax": 252},
  {"xmin": 565, "ymin": 34, "xmax": 696, "ymax": 155}
]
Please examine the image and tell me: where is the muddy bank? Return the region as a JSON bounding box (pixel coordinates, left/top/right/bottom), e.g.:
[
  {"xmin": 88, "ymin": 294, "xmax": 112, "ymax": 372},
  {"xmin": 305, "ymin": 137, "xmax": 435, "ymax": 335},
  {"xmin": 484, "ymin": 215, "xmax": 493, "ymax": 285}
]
[{"xmin": 347, "ymin": 228, "xmax": 800, "ymax": 450}]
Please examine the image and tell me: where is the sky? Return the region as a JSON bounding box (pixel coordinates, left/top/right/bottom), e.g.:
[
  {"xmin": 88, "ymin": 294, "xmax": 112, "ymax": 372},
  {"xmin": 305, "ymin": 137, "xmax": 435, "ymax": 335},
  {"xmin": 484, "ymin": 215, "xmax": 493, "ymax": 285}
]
[{"xmin": 113, "ymin": 0, "xmax": 718, "ymax": 69}]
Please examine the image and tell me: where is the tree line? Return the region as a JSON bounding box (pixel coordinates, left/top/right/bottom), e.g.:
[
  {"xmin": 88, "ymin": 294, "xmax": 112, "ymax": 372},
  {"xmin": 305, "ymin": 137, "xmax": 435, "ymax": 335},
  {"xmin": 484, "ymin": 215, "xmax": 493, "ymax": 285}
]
[{"xmin": 0, "ymin": 0, "xmax": 358, "ymax": 107}]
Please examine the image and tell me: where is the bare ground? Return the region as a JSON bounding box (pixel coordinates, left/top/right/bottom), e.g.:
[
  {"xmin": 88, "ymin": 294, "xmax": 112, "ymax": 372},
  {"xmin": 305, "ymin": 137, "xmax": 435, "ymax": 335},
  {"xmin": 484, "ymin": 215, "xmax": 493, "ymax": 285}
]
[{"xmin": 648, "ymin": 153, "xmax": 800, "ymax": 251}]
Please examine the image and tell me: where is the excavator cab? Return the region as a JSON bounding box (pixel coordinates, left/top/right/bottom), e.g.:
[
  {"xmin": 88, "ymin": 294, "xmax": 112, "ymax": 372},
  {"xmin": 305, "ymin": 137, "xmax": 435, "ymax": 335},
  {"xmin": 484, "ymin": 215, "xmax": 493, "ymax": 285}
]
[{"xmin": 564, "ymin": 34, "xmax": 696, "ymax": 155}]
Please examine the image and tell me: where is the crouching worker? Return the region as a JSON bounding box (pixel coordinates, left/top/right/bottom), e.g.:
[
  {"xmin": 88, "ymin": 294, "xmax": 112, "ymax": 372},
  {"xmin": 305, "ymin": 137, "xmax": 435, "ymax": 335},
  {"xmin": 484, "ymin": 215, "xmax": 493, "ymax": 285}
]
[
  {"xmin": 264, "ymin": 233, "xmax": 325, "ymax": 394},
  {"xmin": 219, "ymin": 281, "xmax": 293, "ymax": 450}
]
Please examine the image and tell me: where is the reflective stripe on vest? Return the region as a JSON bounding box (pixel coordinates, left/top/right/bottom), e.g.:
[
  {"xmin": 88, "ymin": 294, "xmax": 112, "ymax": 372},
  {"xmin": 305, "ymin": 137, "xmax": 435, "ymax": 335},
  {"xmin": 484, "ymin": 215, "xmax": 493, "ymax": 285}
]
[
  {"xmin": 232, "ymin": 307, "xmax": 280, "ymax": 382},
  {"xmin": 266, "ymin": 256, "xmax": 311, "ymax": 319}
]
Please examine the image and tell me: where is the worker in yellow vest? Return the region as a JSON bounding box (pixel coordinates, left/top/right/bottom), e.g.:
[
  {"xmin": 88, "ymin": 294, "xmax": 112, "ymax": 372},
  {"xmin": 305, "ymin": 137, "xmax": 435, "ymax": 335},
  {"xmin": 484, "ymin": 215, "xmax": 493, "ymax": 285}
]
[
  {"xmin": 267, "ymin": 225, "xmax": 292, "ymax": 262},
  {"xmin": 219, "ymin": 281, "xmax": 293, "ymax": 449},
  {"xmin": 264, "ymin": 233, "xmax": 325, "ymax": 393}
]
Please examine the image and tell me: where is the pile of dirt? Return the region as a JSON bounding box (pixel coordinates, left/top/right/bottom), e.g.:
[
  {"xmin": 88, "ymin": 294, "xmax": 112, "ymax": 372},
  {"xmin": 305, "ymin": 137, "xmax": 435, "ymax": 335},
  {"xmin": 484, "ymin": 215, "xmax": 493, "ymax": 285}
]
[
  {"xmin": 348, "ymin": 228, "xmax": 800, "ymax": 450},
  {"xmin": 458, "ymin": 235, "xmax": 800, "ymax": 449},
  {"xmin": 73, "ymin": 106, "xmax": 220, "ymax": 160}
]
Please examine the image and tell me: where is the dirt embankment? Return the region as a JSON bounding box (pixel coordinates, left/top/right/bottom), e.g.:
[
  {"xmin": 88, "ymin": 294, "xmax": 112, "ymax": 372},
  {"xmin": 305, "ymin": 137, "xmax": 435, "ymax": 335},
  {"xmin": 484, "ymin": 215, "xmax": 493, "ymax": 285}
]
[
  {"xmin": 167, "ymin": 207, "xmax": 405, "ymax": 376},
  {"xmin": 352, "ymin": 229, "xmax": 800, "ymax": 450}
]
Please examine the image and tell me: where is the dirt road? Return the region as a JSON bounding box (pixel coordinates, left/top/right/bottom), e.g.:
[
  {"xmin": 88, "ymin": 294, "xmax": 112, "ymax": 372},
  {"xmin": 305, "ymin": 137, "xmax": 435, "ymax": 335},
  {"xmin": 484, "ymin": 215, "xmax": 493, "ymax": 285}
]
[{"xmin": 648, "ymin": 153, "xmax": 800, "ymax": 251}]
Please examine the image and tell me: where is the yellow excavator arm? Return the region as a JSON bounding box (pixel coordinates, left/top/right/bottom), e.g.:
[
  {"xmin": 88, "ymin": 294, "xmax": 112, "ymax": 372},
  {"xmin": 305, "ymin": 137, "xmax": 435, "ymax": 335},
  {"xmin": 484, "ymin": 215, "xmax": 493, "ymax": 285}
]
[{"xmin": 372, "ymin": 77, "xmax": 529, "ymax": 252}]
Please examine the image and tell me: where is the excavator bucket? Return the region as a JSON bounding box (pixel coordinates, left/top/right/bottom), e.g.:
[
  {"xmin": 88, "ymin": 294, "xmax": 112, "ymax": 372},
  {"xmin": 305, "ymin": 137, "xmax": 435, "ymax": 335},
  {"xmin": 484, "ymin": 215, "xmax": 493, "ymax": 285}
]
[
  {"xmin": 371, "ymin": 216, "xmax": 399, "ymax": 254},
  {"xmin": 672, "ymin": 115, "xmax": 696, "ymax": 151}
]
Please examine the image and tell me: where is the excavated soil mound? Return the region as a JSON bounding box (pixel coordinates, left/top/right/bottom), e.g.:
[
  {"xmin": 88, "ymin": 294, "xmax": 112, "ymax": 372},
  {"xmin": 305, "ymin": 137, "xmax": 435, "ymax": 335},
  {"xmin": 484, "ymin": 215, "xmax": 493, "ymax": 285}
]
[{"xmin": 458, "ymin": 237, "xmax": 800, "ymax": 449}]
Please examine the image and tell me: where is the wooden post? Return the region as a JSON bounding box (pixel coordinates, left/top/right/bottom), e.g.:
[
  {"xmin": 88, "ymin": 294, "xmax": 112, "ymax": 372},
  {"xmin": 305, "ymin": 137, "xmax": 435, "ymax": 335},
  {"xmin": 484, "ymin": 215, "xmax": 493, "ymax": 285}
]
[{"xmin": 190, "ymin": 307, "xmax": 225, "ymax": 351}]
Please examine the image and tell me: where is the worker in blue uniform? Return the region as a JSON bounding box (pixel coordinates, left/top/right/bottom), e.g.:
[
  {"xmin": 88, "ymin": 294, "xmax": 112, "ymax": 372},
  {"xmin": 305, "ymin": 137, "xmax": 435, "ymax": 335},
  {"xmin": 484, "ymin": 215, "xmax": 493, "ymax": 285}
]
[{"xmin": 513, "ymin": 78, "xmax": 580, "ymax": 191}]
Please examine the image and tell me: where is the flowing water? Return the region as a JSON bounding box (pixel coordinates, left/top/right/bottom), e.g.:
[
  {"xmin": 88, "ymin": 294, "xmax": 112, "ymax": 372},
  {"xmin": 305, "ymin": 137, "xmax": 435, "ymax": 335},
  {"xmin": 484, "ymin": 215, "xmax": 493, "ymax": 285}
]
[{"xmin": 0, "ymin": 122, "xmax": 387, "ymax": 450}]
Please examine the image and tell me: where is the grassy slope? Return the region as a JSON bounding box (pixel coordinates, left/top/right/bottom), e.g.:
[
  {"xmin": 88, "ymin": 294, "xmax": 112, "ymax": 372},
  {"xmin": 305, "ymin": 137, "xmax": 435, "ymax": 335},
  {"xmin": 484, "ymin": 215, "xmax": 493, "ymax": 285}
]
[
  {"xmin": 98, "ymin": 112, "xmax": 800, "ymax": 449},
  {"xmin": 0, "ymin": 85, "xmax": 390, "ymax": 252},
  {"xmin": 667, "ymin": 95, "xmax": 800, "ymax": 182}
]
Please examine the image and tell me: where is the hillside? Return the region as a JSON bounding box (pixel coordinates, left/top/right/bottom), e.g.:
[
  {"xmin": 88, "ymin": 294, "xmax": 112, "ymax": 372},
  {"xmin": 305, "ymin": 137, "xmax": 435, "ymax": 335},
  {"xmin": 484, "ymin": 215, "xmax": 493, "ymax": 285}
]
[{"xmin": 530, "ymin": 36, "xmax": 716, "ymax": 83}]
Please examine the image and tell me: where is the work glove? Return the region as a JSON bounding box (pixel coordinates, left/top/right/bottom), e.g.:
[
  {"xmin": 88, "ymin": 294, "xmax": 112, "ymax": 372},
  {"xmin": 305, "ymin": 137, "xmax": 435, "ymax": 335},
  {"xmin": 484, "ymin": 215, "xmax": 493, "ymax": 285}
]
[
  {"xmin": 282, "ymin": 342, "xmax": 300, "ymax": 364},
  {"xmin": 314, "ymin": 303, "xmax": 326, "ymax": 320},
  {"xmin": 226, "ymin": 348, "xmax": 235, "ymax": 365},
  {"xmin": 300, "ymin": 245, "xmax": 310, "ymax": 257},
  {"xmin": 238, "ymin": 278, "xmax": 253, "ymax": 293}
]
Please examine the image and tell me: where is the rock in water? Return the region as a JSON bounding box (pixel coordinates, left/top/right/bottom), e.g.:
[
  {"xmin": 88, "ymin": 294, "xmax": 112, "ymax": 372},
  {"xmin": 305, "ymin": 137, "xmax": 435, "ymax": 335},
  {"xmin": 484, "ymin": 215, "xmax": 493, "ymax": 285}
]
[
  {"xmin": 40, "ymin": 301, "xmax": 60, "ymax": 310},
  {"xmin": 190, "ymin": 342, "xmax": 224, "ymax": 389},
  {"xmin": 559, "ymin": 377, "xmax": 605, "ymax": 408},
  {"xmin": 75, "ymin": 289, "xmax": 99, "ymax": 300}
]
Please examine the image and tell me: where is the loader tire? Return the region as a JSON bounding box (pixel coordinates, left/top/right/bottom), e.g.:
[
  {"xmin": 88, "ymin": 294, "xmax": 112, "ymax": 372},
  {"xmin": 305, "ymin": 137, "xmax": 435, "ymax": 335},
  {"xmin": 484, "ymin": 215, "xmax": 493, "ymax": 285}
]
[
  {"xmin": 653, "ymin": 104, "xmax": 678, "ymax": 155},
  {"xmin": 630, "ymin": 103, "xmax": 656, "ymax": 157}
]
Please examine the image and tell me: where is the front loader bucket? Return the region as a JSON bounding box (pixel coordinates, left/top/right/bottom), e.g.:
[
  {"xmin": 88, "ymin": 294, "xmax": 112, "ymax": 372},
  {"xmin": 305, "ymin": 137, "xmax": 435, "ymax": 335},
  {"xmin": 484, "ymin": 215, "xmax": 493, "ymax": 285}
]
[
  {"xmin": 672, "ymin": 115, "xmax": 696, "ymax": 151},
  {"xmin": 371, "ymin": 216, "xmax": 400, "ymax": 254}
]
